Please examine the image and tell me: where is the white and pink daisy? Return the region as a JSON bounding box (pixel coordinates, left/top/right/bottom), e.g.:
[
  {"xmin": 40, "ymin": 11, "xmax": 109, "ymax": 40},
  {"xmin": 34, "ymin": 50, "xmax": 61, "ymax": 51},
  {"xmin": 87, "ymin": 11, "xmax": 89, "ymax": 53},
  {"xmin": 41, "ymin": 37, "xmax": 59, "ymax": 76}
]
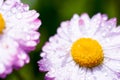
[
  {"xmin": 38, "ymin": 13, "xmax": 120, "ymax": 80},
  {"xmin": 0, "ymin": 0, "xmax": 41, "ymax": 78}
]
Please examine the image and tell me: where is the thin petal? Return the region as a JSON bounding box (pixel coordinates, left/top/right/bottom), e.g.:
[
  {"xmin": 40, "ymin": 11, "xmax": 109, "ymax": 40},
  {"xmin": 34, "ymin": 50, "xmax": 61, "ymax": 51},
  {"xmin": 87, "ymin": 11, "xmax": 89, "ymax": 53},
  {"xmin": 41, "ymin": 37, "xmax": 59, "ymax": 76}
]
[
  {"xmin": 95, "ymin": 18, "xmax": 116, "ymax": 37},
  {"xmin": 104, "ymin": 47, "xmax": 120, "ymax": 60},
  {"xmin": 0, "ymin": 0, "xmax": 3, "ymax": 7}
]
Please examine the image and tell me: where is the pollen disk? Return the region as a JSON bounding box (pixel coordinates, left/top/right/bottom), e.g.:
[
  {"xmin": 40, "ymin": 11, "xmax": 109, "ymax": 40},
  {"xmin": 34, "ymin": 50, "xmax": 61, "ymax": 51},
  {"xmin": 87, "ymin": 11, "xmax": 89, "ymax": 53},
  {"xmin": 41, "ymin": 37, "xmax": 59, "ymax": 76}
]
[
  {"xmin": 0, "ymin": 14, "xmax": 5, "ymax": 33},
  {"xmin": 71, "ymin": 38, "xmax": 104, "ymax": 68}
]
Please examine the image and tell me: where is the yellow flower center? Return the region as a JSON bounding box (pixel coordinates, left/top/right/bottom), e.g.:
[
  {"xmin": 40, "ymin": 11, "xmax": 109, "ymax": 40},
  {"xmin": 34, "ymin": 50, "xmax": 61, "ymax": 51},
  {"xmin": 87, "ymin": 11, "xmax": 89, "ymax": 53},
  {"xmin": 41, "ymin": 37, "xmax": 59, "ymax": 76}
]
[
  {"xmin": 0, "ymin": 14, "xmax": 5, "ymax": 33},
  {"xmin": 71, "ymin": 38, "xmax": 104, "ymax": 68}
]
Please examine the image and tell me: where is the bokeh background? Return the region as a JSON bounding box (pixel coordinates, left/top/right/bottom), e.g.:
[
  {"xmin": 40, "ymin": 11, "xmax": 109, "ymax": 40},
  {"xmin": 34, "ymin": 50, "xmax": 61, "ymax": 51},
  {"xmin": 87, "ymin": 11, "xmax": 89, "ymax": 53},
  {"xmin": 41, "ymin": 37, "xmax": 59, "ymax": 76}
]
[{"xmin": 2, "ymin": 0, "xmax": 120, "ymax": 80}]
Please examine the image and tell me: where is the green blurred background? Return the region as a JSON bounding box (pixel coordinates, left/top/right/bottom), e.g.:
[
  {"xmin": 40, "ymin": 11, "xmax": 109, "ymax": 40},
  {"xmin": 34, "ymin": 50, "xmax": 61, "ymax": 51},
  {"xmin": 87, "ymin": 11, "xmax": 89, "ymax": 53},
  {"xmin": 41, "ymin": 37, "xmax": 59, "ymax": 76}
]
[{"xmin": 2, "ymin": 0, "xmax": 120, "ymax": 80}]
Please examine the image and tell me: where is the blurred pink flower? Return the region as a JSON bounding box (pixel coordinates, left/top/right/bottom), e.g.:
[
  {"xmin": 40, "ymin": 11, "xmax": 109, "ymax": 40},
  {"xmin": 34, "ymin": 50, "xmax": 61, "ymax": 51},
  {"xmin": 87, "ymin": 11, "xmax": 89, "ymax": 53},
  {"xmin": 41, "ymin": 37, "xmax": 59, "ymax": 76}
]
[{"xmin": 0, "ymin": 0, "xmax": 41, "ymax": 78}]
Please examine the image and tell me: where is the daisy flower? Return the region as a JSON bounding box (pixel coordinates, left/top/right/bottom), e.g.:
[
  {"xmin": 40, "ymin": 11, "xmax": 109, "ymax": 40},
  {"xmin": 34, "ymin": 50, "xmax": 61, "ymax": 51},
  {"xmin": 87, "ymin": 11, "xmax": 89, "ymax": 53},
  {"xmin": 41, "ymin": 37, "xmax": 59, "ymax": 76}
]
[
  {"xmin": 0, "ymin": 0, "xmax": 41, "ymax": 78},
  {"xmin": 38, "ymin": 13, "xmax": 120, "ymax": 80}
]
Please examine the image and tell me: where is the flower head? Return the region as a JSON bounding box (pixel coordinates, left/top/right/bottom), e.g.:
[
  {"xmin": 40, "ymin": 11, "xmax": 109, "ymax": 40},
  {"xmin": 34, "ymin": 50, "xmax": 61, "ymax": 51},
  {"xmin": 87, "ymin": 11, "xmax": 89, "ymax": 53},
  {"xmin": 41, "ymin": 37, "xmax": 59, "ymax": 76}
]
[
  {"xmin": 38, "ymin": 13, "xmax": 120, "ymax": 80},
  {"xmin": 0, "ymin": 0, "xmax": 41, "ymax": 78}
]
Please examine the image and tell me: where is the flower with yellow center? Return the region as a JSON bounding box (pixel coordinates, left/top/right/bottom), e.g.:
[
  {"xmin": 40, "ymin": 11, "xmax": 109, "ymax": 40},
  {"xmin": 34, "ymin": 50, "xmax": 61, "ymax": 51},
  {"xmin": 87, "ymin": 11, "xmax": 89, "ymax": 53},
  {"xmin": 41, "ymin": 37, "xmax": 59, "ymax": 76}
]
[
  {"xmin": 39, "ymin": 13, "xmax": 120, "ymax": 80},
  {"xmin": 0, "ymin": 0, "xmax": 41, "ymax": 78}
]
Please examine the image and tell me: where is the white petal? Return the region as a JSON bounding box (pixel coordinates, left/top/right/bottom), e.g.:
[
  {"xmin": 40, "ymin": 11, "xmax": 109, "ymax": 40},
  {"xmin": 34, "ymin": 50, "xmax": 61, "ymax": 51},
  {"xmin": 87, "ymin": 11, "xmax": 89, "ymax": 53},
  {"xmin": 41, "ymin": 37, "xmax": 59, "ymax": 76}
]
[
  {"xmin": 89, "ymin": 13, "xmax": 102, "ymax": 36},
  {"xmin": 85, "ymin": 70, "xmax": 96, "ymax": 80},
  {"xmin": 0, "ymin": 64, "xmax": 5, "ymax": 74},
  {"xmin": 0, "ymin": 0, "xmax": 3, "ymax": 7},
  {"xmin": 93, "ymin": 67, "xmax": 114, "ymax": 80},
  {"xmin": 104, "ymin": 47, "xmax": 120, "ymax": 60},
  {"xmin": 95, "ymin": 18, "xmax": 116, "ymax": 37},
  {"xmin": 104, "ymin": 58, "xmax": 120, "ymax": 73}
]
